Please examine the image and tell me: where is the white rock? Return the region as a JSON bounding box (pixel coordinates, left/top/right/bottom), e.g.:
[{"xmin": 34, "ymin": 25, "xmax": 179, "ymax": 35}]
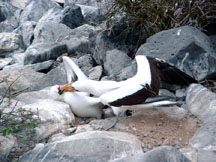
[
  {"xmin": 0, "ymin": 135, "xmax": 17, "ymax": 157},
  {"xmin": 23, "ymin": 99, "xmax": 75, "ymax": 140},
  {"xmin": 0, "ymin": 32, "xmax": 22, "ymax": 53}
]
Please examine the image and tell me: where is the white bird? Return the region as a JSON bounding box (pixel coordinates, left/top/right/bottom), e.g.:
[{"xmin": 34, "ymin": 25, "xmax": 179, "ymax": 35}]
[
  {"xmin": 57, "ymin": 55, "xmax": 196, "ymax": 129},
  {"xmin": 49, "ymin": 57, "xmax": 104, "ymax": 119}
]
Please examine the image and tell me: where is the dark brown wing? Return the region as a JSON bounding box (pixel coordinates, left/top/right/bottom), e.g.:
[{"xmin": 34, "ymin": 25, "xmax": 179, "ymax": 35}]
[
  {"xmin": 108, "ymin": 84, "xmax": 157, "ymax": 107},
  {"xmin": 147, "ymin": 56, "xmax": 197, "ymax": 86}
]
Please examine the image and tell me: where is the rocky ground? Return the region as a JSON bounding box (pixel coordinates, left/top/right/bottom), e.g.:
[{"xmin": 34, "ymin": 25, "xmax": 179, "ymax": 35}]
[{"xmin": 0, "ymin": 0, "xmax": 216, "ymax": 162}]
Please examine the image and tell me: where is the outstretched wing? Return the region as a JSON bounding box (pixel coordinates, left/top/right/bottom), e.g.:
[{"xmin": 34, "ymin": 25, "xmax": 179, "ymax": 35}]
[
  {"xmin": 147, "ymin": 56, "xmax": 197, "ymax": 86},
  {"xmin": 62, "ymin": 56, "xmax": 88, "ymax": 83},
  {"xmin": 100, "ymin": 83, "xmax": 157, "ymax": 107}
]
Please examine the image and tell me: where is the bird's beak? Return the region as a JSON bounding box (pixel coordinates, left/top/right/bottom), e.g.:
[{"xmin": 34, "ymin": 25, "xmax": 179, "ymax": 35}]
[{"xmin": 58, "ymin": 88, "xmax": 64, "ymax": 95}]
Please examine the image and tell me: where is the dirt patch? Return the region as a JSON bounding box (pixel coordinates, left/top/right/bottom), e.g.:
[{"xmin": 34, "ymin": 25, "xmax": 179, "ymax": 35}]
[{"xmin": 109, "ymin": 109, "xmax": 202, "ymax": 152}]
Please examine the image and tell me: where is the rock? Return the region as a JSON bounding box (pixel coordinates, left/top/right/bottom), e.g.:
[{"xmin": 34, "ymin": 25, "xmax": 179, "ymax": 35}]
[
  {"xmin": 0, "ymin": 2, "xmax": 20, "ymax": 32},
  {"xmin": 15, "ymin": 87, "xmax": 53, "ymax": 104},
  {"xmin": 88, "ymin": 65, "xmax": 103, "ymax": 80},
  {"xmin": 15, "ymin": 21, "xmax": 36, "ymax": 46},
  {"xmin": 0, "ymin": 135, "xmax": 17, "ymax": 158},
  {"xmin": 186, "ymin": 84, "xmax": 216, "ymax": 124},
  {"xmin": 60, "ymin": 6, "xmax": 84, "ymax": 29},
  {"xmin": 24, "ymin": 43, "xmax": 67, "ymax": 65},
  {"xmin": 189, "ymin": 120, "xmax": 216, "ymax": 162},
  {"xmin": 22, "ymin": 99, "xmax": 75, "ymax": 140},
  {"xmin": 65, "ymin": 0, "xmax": 112, "ymax": 16},
  {"xmin": 0, "ymin": 32, "xmax": 24, "ymax": 55},
  {"xmin": 0, "ymin": 58, "xmax": 13, "ymax": 70},
  {"xmin": 111, "ymin": 146, "xmax": 190, "ymax": 162},
  {"xmin": 33, "ymin": 9, "xmax": 72, "ymax": 43},
  {"xmin": 95, "ymin": 29, "xmax": 138, "ymax": 65},
  {"xmin": 136, "ymin": 26, "xmax": 216, "ymax": 81},
  {"xmin": 19, "ymin": 131, "xmax": 143, "ymax": 162},
  {"xmin": 0, "ymin": 69, "xmax": 45, "ymax": 96},
  {"xmin": 48, "ymin": 133, "xmax": 66, "ymax": 143},
  {"xmin": 104, "ymin": 49, "xmax": 132, "ymax": 76},
  {"xmin": 77, "ymin": 4, "xmax": 100, "ymax": 22},
  {"xmin": 3, "ymin": 60, "xmax": 54, "ymax": 73},
  {"xmin": 9, "ymin": 0, "xmax": 31, "ymax": 9},
  {"xmin": 75, "ymin": 54, "xmax": 95, "ymax": 74},
  {"xmin": 35, "ymin": 63, "xmax": 67, "ymax": 89},
  {"xmin": 60, "ymin": 24, "xmax": 98, "ymax": 54},
  {"xmin": 19, "ymin": 0, "xmax": 59, "ymax": 23},
  {"xmin": 176, "ymin": 88, "xmax": 187, "ymax": 98},
  {"xmin": 116, "ymin": 60, "xmax": 137, "ymax": 81}
]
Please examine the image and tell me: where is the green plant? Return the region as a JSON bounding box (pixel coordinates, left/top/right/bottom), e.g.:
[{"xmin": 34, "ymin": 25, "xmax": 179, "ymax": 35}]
[
  {"xmin": 106, "ymin": 0, "xmax": 216, "ymax": 36},
  {"xmin": 0, "ymin": 107, "xmax": 39, "ymax": 136}
]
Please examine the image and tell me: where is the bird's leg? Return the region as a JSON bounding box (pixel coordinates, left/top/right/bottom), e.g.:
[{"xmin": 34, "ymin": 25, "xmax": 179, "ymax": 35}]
[{"xmin": 104, "ymin": 111, "xmax": 125, "ymax": 131}]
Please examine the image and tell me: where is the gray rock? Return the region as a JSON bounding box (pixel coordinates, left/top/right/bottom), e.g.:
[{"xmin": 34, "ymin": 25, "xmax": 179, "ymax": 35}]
[
  {"xmin": 190, "ymin": 120, "xmax": 216, "ymax": 150},
  {"xmin": 9, "ymin": 0, "xmax": 31, "ymax": 9},
  {"xmin": 61, "ymin": 5, "xmax": 84, "ymax": 29},
  {"xmin": 0, "ymin": 2, "xmax": 21, "ymax": 32},
  {"xmin": 4, "ymin": 60, "xmax": 54, "ymax": 73},
  {"xmin": 111, "ymin": 146, "xmax": 190, "ymax": 162},
  {"xmin": 19, "ymin": 131, "xmax": 143, "ymax": 162},
  {"xmin": 31, "ymin": 63, "xmax": 67, "ymax": 91},
  {"xmin": 0, "ymin": 135, "xmax": 17, "ymax": 158},
  {"xmin": 189, "ymin": 119, "xmax": 216, "ymax": 162},
  {"xmin": 88, "ymin": 65, "xmax": 103, "ymax": 80},
  {"xmin": 16, "ymin": 21, "xmax": 36, "ymax": 46},
  {"xmin": 116, "ymin": 60, "xmax": 137, "ymax": 81},
  {"xmin": 75, "ymin": 54, "xmax": 95, "ymax": 74},
  {"xmin": 0, "ymin": 69, "xmax": 44, "ymax": 96},
  {"xmin": 22, "ymin": 99, "xmax": 75, "ymax": 140},
  {"xmin": 0, "ymin": 32, "xmax": 24, "ymax": 55},
  {"xmin": 136, "ymin": 26, "xmax": 216, "ymax": 81},
  {"xmin": 19, "ymin": 0, "xmax": 59, "ymax": 23},
  {"xmin": 197, "ymin": 150, "xmax": 216, "ymax": 162},
  {"xmin": 77, "ymin": 4, "xmax": 101, "ymax": 22},
  {"xmin": 60, "ymin": 24, "xmax": 98, "ymax": 54},
  {"xmin": 94, "ymin": 28, "xmax": 140, "ymax": 65},
  {"xmin": 33, "ymin": 8, "xmax": 72, "ymax": 44},
  {"xmin": 104, "ymin": 49, "xmax": 132, "ymax": 76},
  {"xmin": 15, "ymin": 87, "xmax": 53, "ymax": 104},
  {"xmin": 0, "ymin": 57, "xmax": 13, "ymax": 70},
  {"xmin": 186, "ymin": 84, "xmax": 216, "ymax": 124},
  {"xmin": 24, "ymin": 43, "xmax": 67, "ymax": 65},
  {"xmin": 65, "ymin": 0, "xmax": 111, "ymax": 16}
]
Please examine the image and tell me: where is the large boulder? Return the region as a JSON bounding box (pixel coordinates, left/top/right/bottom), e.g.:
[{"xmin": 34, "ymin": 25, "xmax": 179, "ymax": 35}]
[
  {"xmin": 104, "ymin": 49, "xmax": 132, "ymax": 76},
  {"xmin": 0, "ymin": 69, "xmax": 45, "ymax": 96},
  {"xmin": 15, "ymin": 21, "xmax": 36, "ymax": 47},
  {"xmin": 19, "ymin": 0, "xmax": 59, "ymax": 23},
  {"xmin": 22, "ymin": 99, "xmax": 75, "ymax": 140},
  {"xmin": 187, "ymin": 84, "xmax": 216, "ymax": 162},
  {"xmin": 0, "ymin": 32, "xmax": 24, "ymax": 55},
  {"xmin": 19, "ymin": 131, "xmax": 143, "ymax": 162},
  {"xmin": 94, "ymin": 22, "xmax": 146, "ymax": 65},
  {"xmin": 24, "ymin": 43, "xmax": 67, "ymax": 65},
  {"xmin": 9, "ymin": 0, "xmax": 31, "ymax": 9},
  {"xmin": 0, "ymin": 58, "xmax": 13, "ymax": 70},
  {"xmin": 186, "ymin": 84, "xmax": 216, "ymax": 124},
  {"xmin": 111, "ymin": 146, "xmax": 190, "ymax": 162},
  {"xmin": 0, "ymin": 2, "xmax": 20, "ymax": 32},
  {"xmin": 136, "ymin": 26, "xmax": 216, "ymax": 81},
  {"xmin": 0, "ymin": 135, "xmax": 17, "ymax": 158},
  {"xmin": 60, "ymin": 5, "xmax": 84, "ymax": 29}
]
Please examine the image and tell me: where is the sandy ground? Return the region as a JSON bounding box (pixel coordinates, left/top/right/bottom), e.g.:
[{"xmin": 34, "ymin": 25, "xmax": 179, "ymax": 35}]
[
  {"xmin": 76, "ymin": 107, "xmax": 202, "ymax": 152},
  {"xmin": 110, "ymin": 109, "xmax": 201, "ymax": 152}
]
